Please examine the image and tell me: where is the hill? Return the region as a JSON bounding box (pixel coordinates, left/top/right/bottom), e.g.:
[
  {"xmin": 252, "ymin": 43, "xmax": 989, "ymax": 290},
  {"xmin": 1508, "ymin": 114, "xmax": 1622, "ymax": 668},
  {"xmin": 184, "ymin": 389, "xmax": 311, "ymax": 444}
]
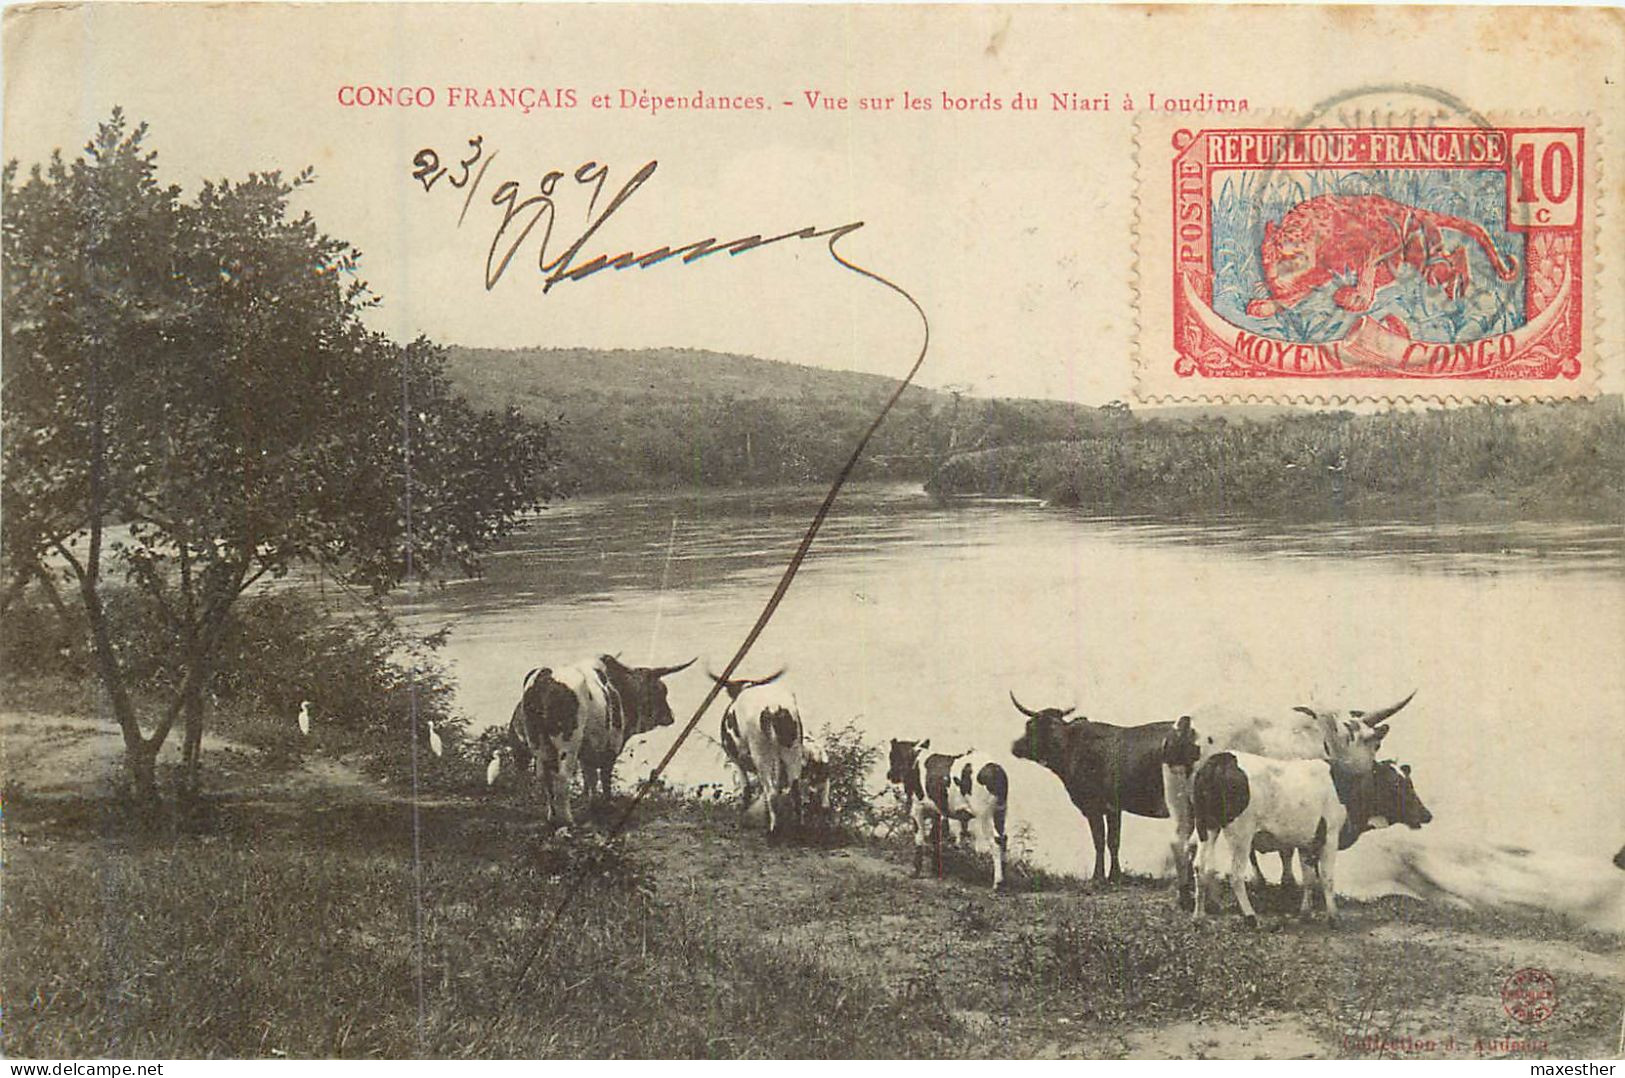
[{"xmin": 443, "ymin": 346, "xmax": 1106, "ymax": 491}]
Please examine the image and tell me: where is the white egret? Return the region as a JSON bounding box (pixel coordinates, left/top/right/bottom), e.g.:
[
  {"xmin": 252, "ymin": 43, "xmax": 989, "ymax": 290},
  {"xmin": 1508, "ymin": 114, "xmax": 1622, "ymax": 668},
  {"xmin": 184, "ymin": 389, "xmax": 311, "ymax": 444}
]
[
  {"xmin": 426, "ymin": 719, "xmax": 444, "ymax": 758},
  {"xmin": 486, "ymin": 753, "xmax": 502, "ymax": 786},
  {"xmin": 297, "ymin": 700, "xmax": 312, "ymax": 736}
]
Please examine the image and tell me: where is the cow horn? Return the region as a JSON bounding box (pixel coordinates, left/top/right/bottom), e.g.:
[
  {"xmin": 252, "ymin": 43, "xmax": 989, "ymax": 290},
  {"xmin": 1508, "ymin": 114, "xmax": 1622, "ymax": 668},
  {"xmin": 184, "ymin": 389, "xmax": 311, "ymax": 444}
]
[
  {"xmin": 746, "ymin": 667, "xmax": 786, "ymax": 689},
  {"xmin": 1009, "ymin": 692, "xmax": 1043, "ymax": 719},
  {"xmin": 1293, "ymin": 705, "xmax": 1319, "ymax": 721},
  {"xmin": 1360, "ymin": 689, "xmax": 1417, "ymax": 727},
  {"xmin": 651, "ymin": 657, "xmax": 697, "ymax": 678}
]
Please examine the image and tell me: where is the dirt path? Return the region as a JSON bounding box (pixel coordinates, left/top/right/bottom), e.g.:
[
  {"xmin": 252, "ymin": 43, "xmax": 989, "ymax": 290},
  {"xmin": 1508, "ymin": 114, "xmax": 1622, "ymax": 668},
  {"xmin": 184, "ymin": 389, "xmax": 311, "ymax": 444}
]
[
  {"xmin": 1367, "ymin": 924, "xmax": 1624, "ymax": 984},
  {"xmin": 0, "ymin": 709, "xmax": 399, "ymax": 809}
]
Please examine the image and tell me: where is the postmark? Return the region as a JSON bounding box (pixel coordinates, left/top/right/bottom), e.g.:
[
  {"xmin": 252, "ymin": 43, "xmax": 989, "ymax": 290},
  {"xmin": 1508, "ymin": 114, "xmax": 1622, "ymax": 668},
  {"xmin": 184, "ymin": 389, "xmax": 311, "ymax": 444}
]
[
  {"xmin": 1135, "ymin": 100, "xmax": 1610, "ymax": 402},
  {"xmin": 1502, "ymin": 967, "xmax": 1559, "ymax": 1025}
]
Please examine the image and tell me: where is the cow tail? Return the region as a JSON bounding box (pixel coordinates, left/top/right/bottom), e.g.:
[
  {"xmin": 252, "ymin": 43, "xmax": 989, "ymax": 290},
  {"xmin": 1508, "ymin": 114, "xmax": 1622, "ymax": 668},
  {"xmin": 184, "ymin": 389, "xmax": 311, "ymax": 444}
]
[{"xmin": 720, "ymin": 712, "xmax": 740, "ymax": 765}]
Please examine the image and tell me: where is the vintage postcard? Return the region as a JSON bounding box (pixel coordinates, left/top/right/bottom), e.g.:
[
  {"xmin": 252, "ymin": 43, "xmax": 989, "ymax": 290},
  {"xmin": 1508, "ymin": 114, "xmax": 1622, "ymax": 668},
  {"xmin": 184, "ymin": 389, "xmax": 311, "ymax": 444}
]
[{"xmin": 2, "ymin": 2, "xmax": 1622, "ymax": 1063}]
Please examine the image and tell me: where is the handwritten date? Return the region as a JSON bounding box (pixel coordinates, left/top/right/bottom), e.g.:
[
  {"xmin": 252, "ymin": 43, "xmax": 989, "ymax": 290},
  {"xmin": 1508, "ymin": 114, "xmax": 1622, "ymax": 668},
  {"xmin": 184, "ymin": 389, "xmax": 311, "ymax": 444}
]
[{"xmin": 411, "ymin": 137, "xmax": 863, "ymax": 294}]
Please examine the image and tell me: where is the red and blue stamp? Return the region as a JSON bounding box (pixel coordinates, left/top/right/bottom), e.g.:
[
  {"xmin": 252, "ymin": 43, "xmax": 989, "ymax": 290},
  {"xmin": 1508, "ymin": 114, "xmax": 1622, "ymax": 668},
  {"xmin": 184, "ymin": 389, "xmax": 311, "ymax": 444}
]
[{"xmin": 1141, "ymin": 120, "xmax": 1595, "ymax": 395}]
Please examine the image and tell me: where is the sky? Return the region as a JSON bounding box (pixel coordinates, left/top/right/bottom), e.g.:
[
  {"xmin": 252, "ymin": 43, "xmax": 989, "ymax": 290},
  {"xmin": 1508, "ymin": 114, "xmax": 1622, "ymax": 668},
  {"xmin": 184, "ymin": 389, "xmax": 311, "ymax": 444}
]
[{"xmin": 4, "ymin": 3, "xmax": 1620, "ymax": 403}]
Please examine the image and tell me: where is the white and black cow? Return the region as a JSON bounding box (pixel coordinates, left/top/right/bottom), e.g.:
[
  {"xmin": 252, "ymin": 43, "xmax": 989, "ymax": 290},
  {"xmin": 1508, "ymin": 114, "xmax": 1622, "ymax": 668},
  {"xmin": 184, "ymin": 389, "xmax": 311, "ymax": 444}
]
[
  {"xmin": 714, "ymin": 669, "xmax": 808, "ymax": 839},
  {"xmin": 886, "ymin": 739, "xmax": 1009, "ymax": 892},
  {"xmin": 1161, "ymin": 692, "xmax": 1416, "ymax": 907},
  {"xmin": 507, "ymin": 654, "xmax": 694, "ymax": 824},
  {"xmin": 1165, "ymin": 716, "xmax": 1432, "ymax": 927}
]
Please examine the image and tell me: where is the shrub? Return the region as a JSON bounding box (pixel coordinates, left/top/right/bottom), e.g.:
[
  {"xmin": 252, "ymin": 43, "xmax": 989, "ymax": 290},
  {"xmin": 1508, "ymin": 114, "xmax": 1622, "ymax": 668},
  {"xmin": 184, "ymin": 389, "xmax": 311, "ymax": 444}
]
[
  {"xmin": 530, "ymin": 830, "xmax": 655, "ymax": 897},
  {"xmin": 811, "ymin": 719, "xmax": 884, "ymax": 828}
]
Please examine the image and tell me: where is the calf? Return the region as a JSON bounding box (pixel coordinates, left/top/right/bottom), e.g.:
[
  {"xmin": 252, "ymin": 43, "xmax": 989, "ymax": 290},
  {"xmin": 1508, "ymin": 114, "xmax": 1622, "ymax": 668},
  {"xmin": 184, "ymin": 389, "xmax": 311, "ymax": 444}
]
[
  {"xmin": 886, "ymin": 739, "xmax": 1009, "ymax": 891},
  {"xmin": 714, "ymin": 669, "xmax": 806, "ymax": 838},
  {"xmin": 1246, "ymin": 757, "xmax": 1433, "ymax": 879},
  {"xmin": 1191, "ymin": 750, "xmax": 1354, "ymax": 927}
]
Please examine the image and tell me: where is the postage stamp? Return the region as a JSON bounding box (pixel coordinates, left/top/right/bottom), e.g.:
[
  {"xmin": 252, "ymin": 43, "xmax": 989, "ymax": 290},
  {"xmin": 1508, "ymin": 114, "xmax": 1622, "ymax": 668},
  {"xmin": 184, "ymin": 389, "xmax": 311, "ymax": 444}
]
[{"xmin": 1135, "ymin": 113, "xmax": 1608, "ymax": 402}]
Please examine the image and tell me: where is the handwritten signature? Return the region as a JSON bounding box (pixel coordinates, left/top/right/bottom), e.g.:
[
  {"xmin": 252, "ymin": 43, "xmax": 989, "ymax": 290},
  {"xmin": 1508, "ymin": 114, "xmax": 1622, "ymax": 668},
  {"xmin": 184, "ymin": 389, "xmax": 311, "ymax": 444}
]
[{"xmin": 412, "ymin": 137, "xmax": 863, "ymax": 294}]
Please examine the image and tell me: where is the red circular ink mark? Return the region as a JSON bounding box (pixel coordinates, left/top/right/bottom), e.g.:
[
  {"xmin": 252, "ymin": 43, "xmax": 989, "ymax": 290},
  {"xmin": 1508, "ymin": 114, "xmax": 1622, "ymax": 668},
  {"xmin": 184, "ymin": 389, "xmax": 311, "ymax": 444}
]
[
  {"xmin": 1502, "ymin": 967, "xmax": 1557, "ymax": 1025},
  {"xmin": 1172, "ymin": 129, "xmax": 1194, "ymax": 151}
]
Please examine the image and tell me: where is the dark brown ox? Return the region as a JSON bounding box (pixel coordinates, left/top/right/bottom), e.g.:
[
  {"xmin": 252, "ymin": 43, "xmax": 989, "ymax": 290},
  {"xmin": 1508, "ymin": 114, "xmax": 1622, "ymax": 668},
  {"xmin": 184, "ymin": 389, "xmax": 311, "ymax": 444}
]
[{"xmin": 1009, "ymin": 692, "xmax": 1173, "ymax": 883}]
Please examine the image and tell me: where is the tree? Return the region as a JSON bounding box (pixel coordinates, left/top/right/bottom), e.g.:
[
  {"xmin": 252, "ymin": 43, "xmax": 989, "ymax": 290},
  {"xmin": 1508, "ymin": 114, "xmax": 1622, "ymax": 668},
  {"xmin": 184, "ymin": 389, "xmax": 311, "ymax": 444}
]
[{"xmin": 2, "ymin": 111, "xmax": 558, "ymax": 798}]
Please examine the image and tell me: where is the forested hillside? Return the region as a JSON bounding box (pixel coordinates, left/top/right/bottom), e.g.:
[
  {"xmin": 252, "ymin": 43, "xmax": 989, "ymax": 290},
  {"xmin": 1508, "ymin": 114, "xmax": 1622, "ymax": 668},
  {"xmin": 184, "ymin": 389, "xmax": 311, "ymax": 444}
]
[
  {"xmin": 443, "ymin": 347, "xmax": 1623, "ymax": 523},
  {"xmin": 443, "ymin": 347, "xmax": 1103, "ymax": 490}
]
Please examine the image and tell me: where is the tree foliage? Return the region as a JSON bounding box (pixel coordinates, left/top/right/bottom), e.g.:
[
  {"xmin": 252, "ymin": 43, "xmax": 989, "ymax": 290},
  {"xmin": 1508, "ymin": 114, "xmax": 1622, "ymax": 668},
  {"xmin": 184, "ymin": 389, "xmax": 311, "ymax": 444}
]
[
  {"xmin": 929, "ymin": 400, "xmax": 1625, "ymax": 522},
  {"xmin": 2, "ymin": 111, "xmax": 559, "ymax": 796}
]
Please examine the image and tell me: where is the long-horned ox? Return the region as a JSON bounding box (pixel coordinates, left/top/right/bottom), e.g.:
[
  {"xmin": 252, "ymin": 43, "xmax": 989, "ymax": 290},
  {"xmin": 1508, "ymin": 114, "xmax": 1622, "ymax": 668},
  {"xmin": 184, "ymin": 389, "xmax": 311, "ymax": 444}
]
[
  {"xmin": 506, "ymin": 654, "xmax": 695, "ymax": 824},
  {"xmin": 1164, "ymin": 715, "xmax": 1433, "ymax": 927},
  {"xmin": 1008, "ymin": 692, "xmax": 1174, "ymax": 884},
  {"xmin": 1160, "ymin": 691, "xmax": 1417, "ymax": 908},
  {"xmin": 886, "ymin": 739, "xmax": 1010, "ymax": 892}
]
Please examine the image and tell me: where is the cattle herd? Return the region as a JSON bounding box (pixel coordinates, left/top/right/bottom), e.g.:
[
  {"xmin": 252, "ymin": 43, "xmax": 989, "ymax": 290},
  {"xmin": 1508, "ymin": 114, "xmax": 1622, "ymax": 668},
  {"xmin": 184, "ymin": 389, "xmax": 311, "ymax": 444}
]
[{"xmin": 490, "ymin": 655, "xmax": 1435, "ymax": 927}]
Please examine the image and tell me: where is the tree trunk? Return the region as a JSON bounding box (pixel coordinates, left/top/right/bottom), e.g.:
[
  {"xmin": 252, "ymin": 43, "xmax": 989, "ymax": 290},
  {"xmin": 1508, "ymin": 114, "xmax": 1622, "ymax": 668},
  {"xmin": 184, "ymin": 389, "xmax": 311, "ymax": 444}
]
[
  {"xmin": 78, "ymin": 580, "xmax": 158, "ymax": 799},
  {"xmin": 179, "ymin": 686, "xmax": 206, "ymax": 797},
  {"xmin": 127, "ymin": 736, "xmax": 159, "ymax": 802}
]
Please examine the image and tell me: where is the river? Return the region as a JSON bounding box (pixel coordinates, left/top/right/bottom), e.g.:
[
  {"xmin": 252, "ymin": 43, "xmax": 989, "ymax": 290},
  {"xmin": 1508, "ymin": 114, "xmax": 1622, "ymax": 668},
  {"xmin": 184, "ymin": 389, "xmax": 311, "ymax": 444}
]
[{"xmin": 397, "ymin": 483, "xmax": 1625, "ymax": 910}]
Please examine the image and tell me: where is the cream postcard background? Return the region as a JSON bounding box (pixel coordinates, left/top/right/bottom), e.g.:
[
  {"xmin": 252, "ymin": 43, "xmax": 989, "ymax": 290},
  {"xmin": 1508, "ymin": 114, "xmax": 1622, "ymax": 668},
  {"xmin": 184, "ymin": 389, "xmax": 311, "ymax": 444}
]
[{"xmin": 5, "ymin": 3, "xmax": 1621, "ymax": 404}]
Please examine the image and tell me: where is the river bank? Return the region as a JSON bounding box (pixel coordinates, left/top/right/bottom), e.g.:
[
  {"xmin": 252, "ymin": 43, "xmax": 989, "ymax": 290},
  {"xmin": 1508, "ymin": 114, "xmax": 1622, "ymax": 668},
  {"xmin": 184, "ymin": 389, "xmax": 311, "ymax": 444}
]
[
  {"xmin": 925, "ymin": 400, "xmax": 1625, "ymax": 525},
  {"xmin": 3, "ymin": 701, "xmax": 1622, "ymax": 1059}
]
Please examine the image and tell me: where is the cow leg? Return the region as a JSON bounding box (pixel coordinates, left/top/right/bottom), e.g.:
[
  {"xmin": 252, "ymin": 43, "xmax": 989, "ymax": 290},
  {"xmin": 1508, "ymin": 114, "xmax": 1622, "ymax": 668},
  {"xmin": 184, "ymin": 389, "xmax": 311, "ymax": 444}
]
[
  {"xmin": 1296, "ymin": 850, "xmax": 1320, "ymax": 919},
  {"xmin": 1318, "ymin": 841, "xmax": 1340, "ymax": 927},
  {"xmin": 1106, "ymin": 810, "xmax": 1124, "ymax": 882},
  {"xmin": 1086, "ymin": 813, "xmax": 1107, "ymax": 883},
  {"xmin": 1226, "ymin": 829, "xmax": 1260, "ymax": 928},
  {"xmin": 552, "ymin": 748, "xmax": 577, "ymax": 827},
  {"xmin": 990, "ymin": 800, "xmax": 1008, "ymax": 893},
  {"xmin": 1278, "ymin": 849, "xmax": 1299, "ymax": 890},
  {"xmin": 1164, "ymin": 766, "xmax": 1196, "ymax": 910},
  {"xmin": 910, "ymin": 802, "xmax": 933, "ymax": 877},
  {"xmin": 763, "ymin": 780, "xmax": 781, "ymax": 841},
  {"xmin": 1191, "ymin": 834, "xmax": 1214, "ymax": 921},
  {"xmin": 536, "ymin": 759, "xmax": 558, "ymax": 825},
  {"xmin": 514, "ymin": 744, "xmax": 535, "ymax": 802}
]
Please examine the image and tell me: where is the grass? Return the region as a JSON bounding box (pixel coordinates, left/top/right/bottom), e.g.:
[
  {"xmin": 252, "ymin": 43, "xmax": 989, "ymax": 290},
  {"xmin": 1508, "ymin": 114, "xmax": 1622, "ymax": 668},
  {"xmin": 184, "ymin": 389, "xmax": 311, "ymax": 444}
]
[{"xmin": 0, "ymin": 790, "xmax": 962, "ymax": 1058}]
